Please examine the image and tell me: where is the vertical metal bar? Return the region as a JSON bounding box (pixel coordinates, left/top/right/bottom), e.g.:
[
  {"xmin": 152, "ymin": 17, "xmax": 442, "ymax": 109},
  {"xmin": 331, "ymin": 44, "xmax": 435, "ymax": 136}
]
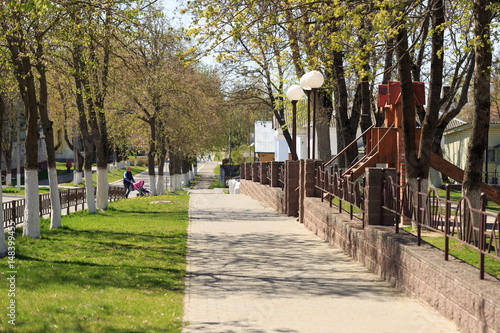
[
  {"xmin": 12, "ymin": 200, "xmax": 16, "ymax": 227},
  {"xmin": 362, "ymin": 176, "xmax": 366, "ymax": 229},
  {"xmin": 39, "ymin": 194, "xmax": 43, "ymax": 217},
  {"xmin": 417, "ymin": 178, "xmax": 422, "ymax": 246},
  {"xmin": 480, "ymin": 194, "xmax": 486, "ymax": 280},
  {"xmin": 67, "ymin": 189, "xmax": 70, "ymax": 215},
  {"xmin": 74, "ymin": 188, "xmax": 78, "ymax": 211},
  {"xmin": 312, "ymin": 88, "xmax": 317, "ymax": 159},
  {"xmin": 396, "ymin": 172, "xmax": 401, "ymax": 234},
  {"xmin": 445, "ymin": 185, "xmax": 450, "ymax": 261}
]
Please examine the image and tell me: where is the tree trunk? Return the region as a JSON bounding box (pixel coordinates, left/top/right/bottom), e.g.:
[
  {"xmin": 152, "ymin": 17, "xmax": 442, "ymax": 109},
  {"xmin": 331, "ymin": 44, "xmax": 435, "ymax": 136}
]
[
  {"xmin": 182, "ymin": 158, "xmax": 190, "ymax": 187},
  {"xmin": 332, "ymin": 46, "xmax": 360, "ymax": 169},
  {"xmin": 463, "ymin": 0, "xmax": 492, "ymax": 233},
  {"xmin": 36, "ymin": 55, "xmax": 61, "ymax": 229},
  {"xmin": 72, "ymin": 39, "xmax": 97, "ymax": 213},
  {"xmin": 168, "ymin": 153, "xmax": 183, "ymax": 192},
  {"xmin": 22, "ymin": 71, "xmax": 40, "ymax": 239},
  {"xmin": 156, "ymin": 145, "xmax": 167, "ymax": 195},
  {"xmin": 148, "ymin": 118, "xmax": 157, "ymax": 196},
  {"xmin": 0, "ymin": 95, "xmax": 9, "ymax": 256}
]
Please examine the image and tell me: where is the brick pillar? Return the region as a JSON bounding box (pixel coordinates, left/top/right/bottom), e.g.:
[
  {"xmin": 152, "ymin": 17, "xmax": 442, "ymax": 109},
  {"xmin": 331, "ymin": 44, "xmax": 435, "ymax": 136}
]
[
  {"xmin": 270, "ymin": 162, "xmax": 280, "ymax": 187},
  {"xmin": 285, "ymin": 160, "xmax": 300, "ymax": 217},
  {"xmin": 245, "ymin": 162, "xmax": 252, "ymax": 180},
  {"xmin": 299, "ymin": 160, "xmax": 323, "ymax": 223},
  {"xmin": 260, "ymin": 162, "xmax": 269, "ymax": 185},
  {"xmin": 240, "ymin": 163, "xmax": 246, "ymax": 180},
  {"xmin": 252, "ymin": 163, "xmax": 260, "ymax": 182},
  {"xmin": 365, "ymin": 168, "xmax": 397, "ymax": 226}
]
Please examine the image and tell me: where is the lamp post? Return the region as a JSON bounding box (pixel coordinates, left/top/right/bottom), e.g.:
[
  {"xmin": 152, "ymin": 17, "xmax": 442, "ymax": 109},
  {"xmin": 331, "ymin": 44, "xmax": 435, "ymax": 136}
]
[
  {"xmin": 300, "ymin": 73, "xmax": 312, "ymax": 158},
  {"xmin": 306, "ymin": 70, "xmax": 324, "ymax": 159},
  {"xmin": 286, "ymin": 84, "xmax": 304, "ymax": 160}
]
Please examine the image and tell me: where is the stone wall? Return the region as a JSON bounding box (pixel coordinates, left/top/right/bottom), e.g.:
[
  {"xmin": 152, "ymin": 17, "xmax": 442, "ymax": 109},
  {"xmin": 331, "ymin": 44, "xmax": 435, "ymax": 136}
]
[{"xmin": 240, "ymin": 179, "xmax": 285, "ymax": 215}]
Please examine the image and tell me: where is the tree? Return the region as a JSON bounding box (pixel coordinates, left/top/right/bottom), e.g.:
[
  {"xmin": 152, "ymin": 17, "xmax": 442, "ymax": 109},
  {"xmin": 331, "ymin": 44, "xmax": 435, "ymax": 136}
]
[
  {"xmin": 0, "ymin": 93, "xmax": 9, "ymax": 256},
  {"xmin": 462, "ymin": 0, "xmax": 493, "ymax": 217},
  {"xmin": 0, "ymin": 0, "xmax": 65, "ymax": 236}
]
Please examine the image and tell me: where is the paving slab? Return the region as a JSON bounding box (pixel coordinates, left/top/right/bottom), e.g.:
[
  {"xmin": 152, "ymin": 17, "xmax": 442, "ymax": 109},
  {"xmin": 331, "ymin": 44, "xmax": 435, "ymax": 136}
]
[{"xmin": 182, "ymin": 167, "xmax": 461, "ymax": 333}]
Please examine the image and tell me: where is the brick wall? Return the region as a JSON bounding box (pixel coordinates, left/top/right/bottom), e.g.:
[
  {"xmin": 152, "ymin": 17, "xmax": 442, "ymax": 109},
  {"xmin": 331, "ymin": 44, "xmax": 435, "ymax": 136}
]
[
  {"xmin": 302, "ymin": 196, "xmax": 500, "ymax": 333},
  {"xmin": 240, "ymin": 179, "xmax": 285, "ymax": 215}
]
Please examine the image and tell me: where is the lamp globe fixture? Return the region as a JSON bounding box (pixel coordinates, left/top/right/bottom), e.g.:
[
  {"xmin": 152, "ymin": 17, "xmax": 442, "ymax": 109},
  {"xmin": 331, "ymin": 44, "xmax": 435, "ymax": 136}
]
[
  {"xmin": 306, "ymin": 70, "xmax": 324, "ymax": 89},
  {"xmin": 286, "ymin": 85, "xmax": 304, "ymax": 101},
  {"xmin": 300, "ymin": 73, "xmax": 312, "ymax": 91}
]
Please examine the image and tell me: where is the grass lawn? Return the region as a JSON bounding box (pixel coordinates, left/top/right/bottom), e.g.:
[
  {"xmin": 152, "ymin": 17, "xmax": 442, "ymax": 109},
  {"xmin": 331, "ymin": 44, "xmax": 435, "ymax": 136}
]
[
  {"xmin": 2, "ymin": 187, "xmax": 51, "ymax": 196},
  {"xmin": 436, "ymin": 187, "xmax": 500, "ymax": 212},
  {"xmin": 59, "ymin": 166, "xmax": 148, "ymax": 187},
  {"xmin": 0, "ymin": 193, "xmax": 189, "ymax": 332},
  {"xmin": 403, "ymin": 227, "xmax": 500, "ymax": 278}
]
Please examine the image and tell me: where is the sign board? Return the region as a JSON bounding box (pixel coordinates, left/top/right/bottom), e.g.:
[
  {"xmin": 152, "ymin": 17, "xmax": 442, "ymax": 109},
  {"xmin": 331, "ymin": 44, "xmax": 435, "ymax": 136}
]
[{"xmin": 254, "ymin": 121, "xmax": 275, "ymax": 153}]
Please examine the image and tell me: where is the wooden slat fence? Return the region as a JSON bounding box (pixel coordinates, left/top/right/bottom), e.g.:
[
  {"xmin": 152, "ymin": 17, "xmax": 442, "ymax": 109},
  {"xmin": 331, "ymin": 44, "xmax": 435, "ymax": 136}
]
[{"xmin": 3, "ymin": 185, "xmax": 126, "ymax": 229}]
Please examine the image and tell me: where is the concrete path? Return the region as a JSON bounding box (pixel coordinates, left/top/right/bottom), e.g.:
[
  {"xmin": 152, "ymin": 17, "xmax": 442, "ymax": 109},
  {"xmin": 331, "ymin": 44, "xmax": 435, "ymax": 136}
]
[{"xmin": 183, "ymin": 164, "xmax": 460, "ymax": 332}]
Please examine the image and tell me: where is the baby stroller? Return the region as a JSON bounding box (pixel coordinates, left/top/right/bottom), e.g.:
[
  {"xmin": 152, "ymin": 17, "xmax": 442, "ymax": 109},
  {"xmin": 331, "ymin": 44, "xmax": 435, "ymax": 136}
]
[{"xmin": 133, "ymin": 180, "xmax": 151, "ymax": 197}]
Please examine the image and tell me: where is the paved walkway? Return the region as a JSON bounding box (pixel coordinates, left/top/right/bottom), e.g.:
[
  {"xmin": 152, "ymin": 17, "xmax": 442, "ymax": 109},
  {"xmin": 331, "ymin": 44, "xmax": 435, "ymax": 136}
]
[{"xmin": 183, "ymin": 164, "xmax": 460, "ymax": 332}]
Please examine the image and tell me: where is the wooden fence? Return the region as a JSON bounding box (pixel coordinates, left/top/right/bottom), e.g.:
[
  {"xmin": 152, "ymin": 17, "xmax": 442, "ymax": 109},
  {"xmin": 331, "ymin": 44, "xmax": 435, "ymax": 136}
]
[{"xmin": 3, "ymin": 186, "xmax": 126, "ymax": 229}]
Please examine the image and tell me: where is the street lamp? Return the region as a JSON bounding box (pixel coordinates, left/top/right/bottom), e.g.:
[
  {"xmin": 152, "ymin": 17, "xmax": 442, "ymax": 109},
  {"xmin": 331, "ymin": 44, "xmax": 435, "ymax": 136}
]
[
  {"xmin": 306, "ymin": 70, "xmax": 324, "ymax": 159},
  {"xmin": 300, "ymin": 73, "xmax": 312, "ymax": 158},
  {"xmin": 286, "ymin": 84, "xmax": 304, "ymax": 160}
]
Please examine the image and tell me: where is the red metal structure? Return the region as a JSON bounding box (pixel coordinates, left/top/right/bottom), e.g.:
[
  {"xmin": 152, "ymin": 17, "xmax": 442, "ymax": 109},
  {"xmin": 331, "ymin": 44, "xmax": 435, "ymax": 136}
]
[{"xmin": 324, "ymin": 81, "xmax": 500, "ymax": 203}]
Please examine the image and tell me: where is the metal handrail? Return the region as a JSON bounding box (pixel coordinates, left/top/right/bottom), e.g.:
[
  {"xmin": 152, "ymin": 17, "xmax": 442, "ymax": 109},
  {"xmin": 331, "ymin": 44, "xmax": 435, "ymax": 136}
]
[{"xmin": 324, "ymin": 125, "xmax": 374, "ymax": 167}]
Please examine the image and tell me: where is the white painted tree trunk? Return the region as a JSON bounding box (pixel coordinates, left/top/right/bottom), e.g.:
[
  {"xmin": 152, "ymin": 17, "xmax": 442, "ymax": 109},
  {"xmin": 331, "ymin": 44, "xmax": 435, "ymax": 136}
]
[
  {"xmin": 96, "ymin": 167, "xmax": 108, "ymax": 210},
  {"xmin": 0, "ymin": 185, "xmax": 8, "ymax": 257},
  {"xmin": 189, "ymin": 169, "xmax": 194, "ymax": 180},
  {"xmin": 149, "ymin": 175, "xmax": 157, "ymax": 196},
  {"xmin": 429, "ymin": 168, "xmax": 441, "ymax": 188},
  {"xmin": 156, "ymin": 175, "xmax": 165, "ymax": 195},
  {"xmin": 84, "ymin": 169, "xmax": 97, "ymax": 213},
  {"xmin": 77, "ymin": 171, "xmax": 83, "ymax": 184},
  {"xmin": 6, "ymin": 173, "xmax": 11, "ymax": 186},
  {"xmin": 194, "ymin": 166, "xmax": 198, "ymax": 176},
  {"xmin": 48, "ymin": 167, "xmax": 61, "ymax": 229},
  {"xmin": 169, "ymin": 174, "xmax": 183, "ymax": 192},
  {"xmin": 183, "ymin": 173, "xmax": 189, "ymax": 187},
  {"xmin": 23, "ymin": 169, "xmax": 40, "ymax": 239}
]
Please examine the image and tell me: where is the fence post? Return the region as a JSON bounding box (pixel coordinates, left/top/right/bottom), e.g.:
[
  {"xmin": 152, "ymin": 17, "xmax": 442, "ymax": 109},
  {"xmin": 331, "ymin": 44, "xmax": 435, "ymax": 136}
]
[
  {"xmin": 396, "ymin": 172, "xmax": 401, "ymax": 234},
  {"xmin": 240, "ymin": 163, "xmax": 246, "ymax": 180},
  {"xmin": 285, "ymin": 160, "xmax": 300, "ymax": 217},
  {"xmin": 251, "ymin": 163, "xmax": 260, "ymax": 182},
  {"xmin": 67, "ymin": 190, "xmax": 70, "ymax": 215},
  {"xmin": 480, "ymin": 194, "xmax": 486, "ymax": 280},
  {"xmin": 82, "ymin": 188, "xmax": 85, "ymax": 210},
  {"xmin": 39, "ymin": 194, "xmax": 42, "ymax": 217},
  {"xmin": 260, "ymin": 162, "xmax": 269, "ymax": 185},
  {"xmin": 417, "ymin": 178, "xmax": 422, "ymax": 246},
  {"xmin": 445, "ymin": 185, "xmax": 450, "ymax": 261},
  {"xmin": 74, "ymin": 188, "xmax": 78, "ymax": 212},
  {"xmin": 12, "ymin": 200, "xmax": 16, "ymax": 226},
  {"xmin": 364, "ymin": 168, "xmax": 397, "ymax": 226}
]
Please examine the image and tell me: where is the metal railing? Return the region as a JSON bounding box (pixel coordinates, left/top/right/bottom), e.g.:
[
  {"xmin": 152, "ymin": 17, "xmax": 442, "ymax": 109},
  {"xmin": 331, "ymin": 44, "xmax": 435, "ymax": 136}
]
[
  {"xmin": 3, "ymin": 185, "xmax": 126, "ymax": 229},
  {"xmin": 278, "ymin": 164, "xmax": 285, "ymax": 189},
  {"xmin": 381, "ymin": 174, "xmax": 500, "ymax": 279},
  {"xmin": 315, "ymin": 166, "xmax": 365, "ymax": 223}
]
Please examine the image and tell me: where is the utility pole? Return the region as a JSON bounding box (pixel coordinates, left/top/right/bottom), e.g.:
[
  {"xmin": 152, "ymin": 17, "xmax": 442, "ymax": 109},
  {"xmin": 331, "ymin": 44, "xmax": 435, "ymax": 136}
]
[
  {"xmin": 228, "ymin": 125, "xmax": 232, "ymax": 165},
  {"xmin": 16, "ymin": 99, "xmax": 21, "ymax": 191}
]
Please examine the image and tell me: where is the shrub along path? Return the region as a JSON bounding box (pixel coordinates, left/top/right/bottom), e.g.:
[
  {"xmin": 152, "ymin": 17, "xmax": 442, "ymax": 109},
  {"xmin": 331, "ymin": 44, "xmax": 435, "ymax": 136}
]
[{"xmin": 183, "ymin": 169, "xmax": 460, "ymax": 332}]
